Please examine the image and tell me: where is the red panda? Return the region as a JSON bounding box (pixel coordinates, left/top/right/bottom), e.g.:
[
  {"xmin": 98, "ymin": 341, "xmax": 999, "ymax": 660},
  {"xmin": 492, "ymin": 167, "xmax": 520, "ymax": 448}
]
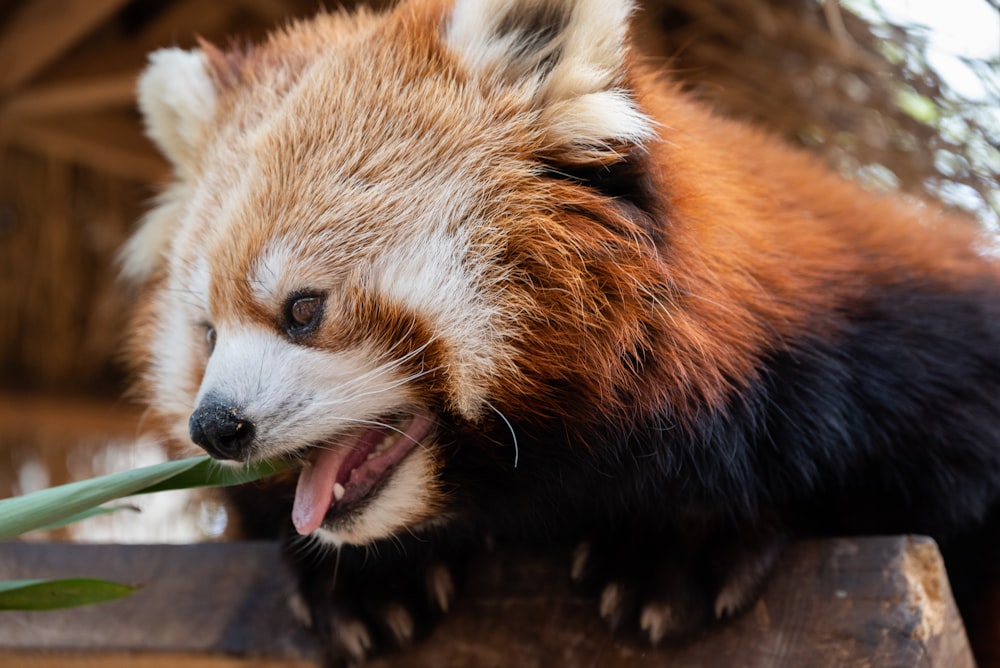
[{"xmin": 123, "ymin": 0, "xmax": 1000, "ymax": 662}]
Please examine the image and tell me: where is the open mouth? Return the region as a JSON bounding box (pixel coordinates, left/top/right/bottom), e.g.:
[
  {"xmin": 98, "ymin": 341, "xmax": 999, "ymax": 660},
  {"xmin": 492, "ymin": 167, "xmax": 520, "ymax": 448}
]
[{"xmin": 291, "ymin": 411, "xmax": 434, "ymax": 535}]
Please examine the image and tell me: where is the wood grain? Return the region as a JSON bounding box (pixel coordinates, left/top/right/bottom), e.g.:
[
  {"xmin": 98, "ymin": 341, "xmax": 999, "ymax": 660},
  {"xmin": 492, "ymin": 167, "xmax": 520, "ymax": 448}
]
[{"xmin": 0, "ymin": 537, "xmax": 975, "ymax": 667}]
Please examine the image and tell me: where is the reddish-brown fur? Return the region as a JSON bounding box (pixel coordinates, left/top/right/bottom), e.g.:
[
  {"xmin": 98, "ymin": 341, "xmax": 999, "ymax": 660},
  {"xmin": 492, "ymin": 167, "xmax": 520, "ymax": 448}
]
[
  {"xmin": 132, "ymin": 1, "xmax": 988, "ymax": 430},
  {"xmin": 124, "ymin": 0, "xmax": 1000, "ymax": 660}
]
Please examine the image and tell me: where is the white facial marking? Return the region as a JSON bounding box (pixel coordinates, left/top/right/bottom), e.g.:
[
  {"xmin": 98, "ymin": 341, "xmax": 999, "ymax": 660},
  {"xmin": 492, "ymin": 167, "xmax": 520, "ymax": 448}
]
[
  {"xmin": 148, "ymin": 256, "xmax": 214, "ymax": 446},
  {"xmin": 189, "ymin": 255, "xmax": 211, "ymax": 309},
  {"xmin": 249, "ymin": 240, "xmax": 295, "ymax": 306},
  {"xmin": 369, "ymin": 218, "xmax": 500, "ymax": 418},
  {"xmin": 248, "ymin": 234, "xmax": 339, "ymax": 307},
  {"xmin": 196, "ymin": 325, "xmax": 416, "ymax": 458}
]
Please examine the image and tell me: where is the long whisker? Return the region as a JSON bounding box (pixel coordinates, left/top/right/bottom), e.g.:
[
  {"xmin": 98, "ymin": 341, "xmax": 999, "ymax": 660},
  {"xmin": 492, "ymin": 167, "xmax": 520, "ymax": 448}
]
[
  {"xmin": 303, "ymin": 415, "xmax": 429, "ymax": 449},
  {"xmin": 485, "ymin": 400, "xmax": 519, "ymax": 468},
  {"xmin": 312, "ymin": 342, "xmax": 432, "ymax": 398},
  {"xmin": 311, "ymin": 366, "xmax": 440, "ymax": 407}
]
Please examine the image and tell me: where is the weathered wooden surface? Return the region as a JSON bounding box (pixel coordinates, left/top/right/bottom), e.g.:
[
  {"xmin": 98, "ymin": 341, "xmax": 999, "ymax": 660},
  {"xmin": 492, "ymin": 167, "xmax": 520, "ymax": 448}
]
[
  {"xmin": 0, "ymin": 542, "xmax": 317, "ymax": 668},
  {"xmin": 0, "ymin": 536, "xmax": 975, "ymax": 667}
]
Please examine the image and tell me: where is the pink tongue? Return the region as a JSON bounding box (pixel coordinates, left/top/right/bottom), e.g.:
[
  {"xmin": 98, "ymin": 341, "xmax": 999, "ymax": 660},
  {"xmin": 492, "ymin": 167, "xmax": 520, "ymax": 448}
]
[{"xmin": 291, "ymin": 448, "xmax": 344, "ymax": 535}]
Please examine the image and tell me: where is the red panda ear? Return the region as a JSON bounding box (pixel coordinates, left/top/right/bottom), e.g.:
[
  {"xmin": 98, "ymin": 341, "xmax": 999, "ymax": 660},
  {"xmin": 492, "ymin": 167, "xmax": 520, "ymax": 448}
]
[
  {"xmin": 445, "ymin": 0, "xmax": 653, "ymax": 163},
  {"xmin": 122, "ymin": 48, "xmax": 219, "ymax": 283},
  {"xmin": 137, "ymin": 47, "xmax": 218, "ymax": 180}
]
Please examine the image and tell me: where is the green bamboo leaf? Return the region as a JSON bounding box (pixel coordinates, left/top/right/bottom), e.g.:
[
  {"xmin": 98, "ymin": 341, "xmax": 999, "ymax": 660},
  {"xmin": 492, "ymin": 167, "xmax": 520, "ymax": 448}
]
[
  {"xmin": 0, "ymin": 455, "xmax": 294, "ymax": 541},
  {"xmin": 895, "ymin": 85, "xmax": 939, "ymax": 124},
  {"xmin": 140, "ymin": 456, "xmax": 293, "ymax": 493},
  {"xmin": 0, "ymin": 580, "xmax": 46, "ymax": 594},
  {"xmin": 35, "ymin": 504, "xmax": 141, "ymax": 532},
  {"xmin": 0, "ymin": 457, "xmax": 202, "ymax": 540},
  {"xmin": 0, "ymin": 578, "xmax": 139, "ymax": 611}
]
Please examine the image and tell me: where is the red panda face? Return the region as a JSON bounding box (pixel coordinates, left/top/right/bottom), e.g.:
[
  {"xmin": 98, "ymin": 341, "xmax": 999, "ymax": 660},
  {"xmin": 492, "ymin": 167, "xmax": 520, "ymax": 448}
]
[
  {"xmin": 131, "ymin": 52, "xmax": 517, "ymax": 544},
  {"xmin": 124, "ymin": 0, "xmax": 654, "ymax": 546}
]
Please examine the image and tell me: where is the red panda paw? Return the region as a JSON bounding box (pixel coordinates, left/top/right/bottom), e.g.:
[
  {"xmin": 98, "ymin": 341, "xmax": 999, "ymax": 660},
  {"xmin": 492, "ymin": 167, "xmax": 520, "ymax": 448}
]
[
  {"xmin": 302, "ymin": 579, "xmax": 432, "ymax": 663},
  {"xmin": 569, "ymin": 530, "xmax": 786, "ymax": 646},
  {"xmin": 710, "ymin": 537, "xmax": 785, "ymax": 620},
  {"xmin": 569, "ymin": 536, "xmax": 711, "ymax": 643},
  {"xmin": 285, "ymin": 534, "xmax": 472, "ymax": 664}
]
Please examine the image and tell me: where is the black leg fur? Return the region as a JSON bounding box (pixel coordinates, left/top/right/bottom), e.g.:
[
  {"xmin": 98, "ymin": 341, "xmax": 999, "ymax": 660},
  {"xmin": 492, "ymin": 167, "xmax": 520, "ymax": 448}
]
[
  {"xmin": 568, "ymin": 518, "xmax": 786, "ymax": 645},
  {"xmin": 283, "ymin": 529, "xmax": 478, "ymax": 666}
]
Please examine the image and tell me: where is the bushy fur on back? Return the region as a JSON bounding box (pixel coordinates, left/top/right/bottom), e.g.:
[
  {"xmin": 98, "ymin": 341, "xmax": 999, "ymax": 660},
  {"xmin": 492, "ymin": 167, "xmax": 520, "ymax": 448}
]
[{"xmin": 125, "ymin": 0, "xmax": 1000, "ymax": 661}]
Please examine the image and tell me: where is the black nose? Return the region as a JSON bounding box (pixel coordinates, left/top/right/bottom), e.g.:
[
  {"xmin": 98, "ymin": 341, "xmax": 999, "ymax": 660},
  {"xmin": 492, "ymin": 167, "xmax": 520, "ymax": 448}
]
[{"xmin": 188, "ymin": 401, "xmax": 256, "ymax": 461}]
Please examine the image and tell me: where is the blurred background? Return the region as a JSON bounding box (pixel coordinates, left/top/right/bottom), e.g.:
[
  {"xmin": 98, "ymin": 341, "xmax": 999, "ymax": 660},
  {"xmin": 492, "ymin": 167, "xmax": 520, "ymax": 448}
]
[{"xmin": 0, "ymin": 0, "xmax": 996, "ymax": 576}]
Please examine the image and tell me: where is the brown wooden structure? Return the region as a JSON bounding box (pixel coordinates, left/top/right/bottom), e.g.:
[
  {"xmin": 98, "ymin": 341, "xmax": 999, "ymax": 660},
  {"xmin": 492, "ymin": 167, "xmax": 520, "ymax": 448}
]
[
  {"xmin": 0, "ymin": 537, "xmax": 977, "ymax": 667},
  {"xmin": 1, "ymin": 0, "xmax": 996, "ymax": 666},
  {"xmin": 0, "ymin": 0, "xmax": 990, "ymax": 401}
]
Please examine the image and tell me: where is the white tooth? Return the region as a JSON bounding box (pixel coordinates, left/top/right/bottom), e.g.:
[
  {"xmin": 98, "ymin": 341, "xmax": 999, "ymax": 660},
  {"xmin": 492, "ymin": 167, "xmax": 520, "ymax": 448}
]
[
  {"xmin": 333, "ymin": 483, "xmax": 345, "ymax": 501},
  {"xmin": 375, "ymin": 433, "xmax": 395, "ymax": 454}
]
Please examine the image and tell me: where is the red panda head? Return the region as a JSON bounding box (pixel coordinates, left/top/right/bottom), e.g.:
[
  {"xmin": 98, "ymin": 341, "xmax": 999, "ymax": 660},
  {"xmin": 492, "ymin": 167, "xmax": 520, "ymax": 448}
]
[{"xmin": 124, "ymin": 0, "xmax": 658, "ymax": 546}]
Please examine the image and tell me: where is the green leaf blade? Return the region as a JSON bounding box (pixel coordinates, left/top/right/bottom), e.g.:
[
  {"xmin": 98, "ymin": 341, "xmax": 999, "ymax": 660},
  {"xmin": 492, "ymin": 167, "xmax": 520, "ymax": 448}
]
[
  {"xmin": 0, "ymin": 457, "xmax": 205, "ymax": 541},
  {"xmin": 0, "ymin": 455, "xmax": 295, "ymax": 541},
  {"xmin": 34, "ymin": 504, "xmax": 141, "ymax": 533},
  {"xmin": 0, "ymin": 578, "xmax": 140, "ymax": 611},
  {"xmin": 139, "ymin": 456, "xmax": 294, "ymax": 494}
]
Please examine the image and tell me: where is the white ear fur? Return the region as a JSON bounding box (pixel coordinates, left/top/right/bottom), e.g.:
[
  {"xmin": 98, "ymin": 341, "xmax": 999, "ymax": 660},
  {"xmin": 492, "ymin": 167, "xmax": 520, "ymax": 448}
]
[
  {"xmin": 124, "ymin": 49, "xmax": 216, "ymax": 283},
  {"xmin": 119, "ymin": 183, "xmax": 187, "ymax": 283},
  {"xmin": 137, "ymin": 48, "xmax": 217, "ymax": 178},
  {"xmin": 446, "ymin": 0, "xmax": 652, "ymax": 158}
]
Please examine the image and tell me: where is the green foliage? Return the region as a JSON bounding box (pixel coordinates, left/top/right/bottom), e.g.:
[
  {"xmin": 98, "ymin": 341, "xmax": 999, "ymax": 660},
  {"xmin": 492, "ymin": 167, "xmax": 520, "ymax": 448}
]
[
  {"xmin": 0, "ymin": 455, "xmax": 292, "ymax": 541},
  {"xmin": 0, "ymin": 455, "xmax": 293, "ymax": 610},
  {"xmin": 0, "ymin": 578, "xmax": 139, "ymax": 611},
  {"xmin": 894, "ymin": 84, "xmax": 939, "ymax": 124},
  {"xmin": 839, "ymin": 0, "xmax": 1000, "ymax": 231}
]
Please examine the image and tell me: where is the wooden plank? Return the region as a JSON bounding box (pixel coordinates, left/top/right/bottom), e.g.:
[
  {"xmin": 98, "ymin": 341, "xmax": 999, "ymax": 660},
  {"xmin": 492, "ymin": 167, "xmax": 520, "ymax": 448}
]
[
  {"xmin": 0, "ymin": 73, "xmax": 138, "ymax": 120},
  {"xmin": 24, "ymin": 0, "xmax": 238, "ymax": 89},
  {"xmin": 0, "ymin": 114, "xmax": 169, "ymax": 183},
  {"xmin": 0, "ymin": 537, "xmax": 975, "ymax": 667},
  {"xmin": 0, "ymin": 0, "xmax": 132, "ymax": 94},
  {"xmin": 0, "ymin": 393, "xmax": 143, "ymax": 441},
  {"xmin": 0, "ymin": 543, "xmax": 317, "ymax": 668},
  {"xmin": 132, "ymin": 0, "xmax": 241, "ymax": 51}
]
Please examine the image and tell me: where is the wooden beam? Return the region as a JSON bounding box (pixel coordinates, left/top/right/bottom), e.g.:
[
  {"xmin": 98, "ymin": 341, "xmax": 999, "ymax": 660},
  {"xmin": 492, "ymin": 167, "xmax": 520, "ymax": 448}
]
[
  {"xmin": 0, "ymin": 0, "xmax": 132, "ymax": 95},
  {"xmin": 0, "ymin": 393, "xmax": 143, "ymax": 442},
  {"xmin": 0, "ymin": 73, "xmax": 138, "ymax": 120},
  {"xmin": 0, "ymin": 537, "xmax": 976, "ymax": 667},
  {"xmin": 135, "ymin": 0, "xmax": 242, "ymax": 51},
  {"xmin": 0, "ymin": 114, "xmax": 169, "ymax": 183},
  {"xmin": 25, "ymin": 0, "xmax": 239, "ymax": 89}
]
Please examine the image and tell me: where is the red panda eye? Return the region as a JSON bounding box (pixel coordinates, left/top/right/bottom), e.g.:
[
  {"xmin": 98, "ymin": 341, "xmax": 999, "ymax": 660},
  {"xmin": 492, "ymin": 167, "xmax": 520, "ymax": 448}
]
[
  {"xmin": 205, "ymin": 325, "xmax": 216, "ymax": 354},
  {"xmin": 286, "ymin": 293, "xmax": 325, "ymax": 333}
]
